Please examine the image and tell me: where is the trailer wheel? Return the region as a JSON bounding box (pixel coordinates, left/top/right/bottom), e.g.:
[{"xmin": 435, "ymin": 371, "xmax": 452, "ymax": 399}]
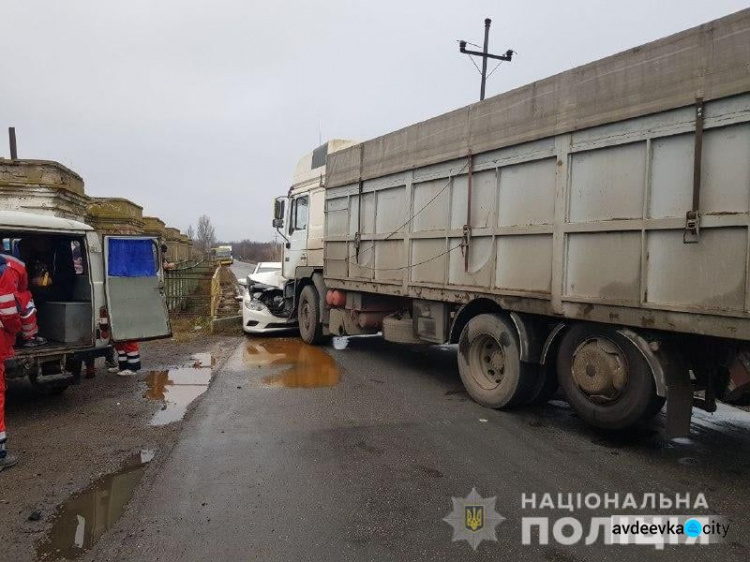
[
  {"xmin": 556, "ymin": 324, "xmax": 664, "ymax": 430},
  {"xmin": 457, "ymin": 313, "xmax": 537, "ymax": 408},
  {"xmin": 298, "ymin": 285, "xmax": 324, "ymax": 345}
]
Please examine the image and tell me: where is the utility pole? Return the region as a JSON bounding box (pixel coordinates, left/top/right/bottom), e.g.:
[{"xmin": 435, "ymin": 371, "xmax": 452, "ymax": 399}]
[
  {"xmin": 459, "ymin": 18, "xmax": 514, "ymax": 101},
  {"xmin": 8, "ymin": 127, "xmax": 18, "ymax": 160}
]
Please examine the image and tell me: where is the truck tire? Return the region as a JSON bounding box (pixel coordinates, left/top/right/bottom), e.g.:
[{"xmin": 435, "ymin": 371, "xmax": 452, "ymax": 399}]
[
  {"xmin": 457, "ymin": 313, "xmax": 537, "ymax": 408},
  {"xmin": 298, "ymin": 285, "xmax": 324, "ymax": 345},
  {"xmin": 556, "ymin": 324, "xmax": 664, "ymax": 430}
]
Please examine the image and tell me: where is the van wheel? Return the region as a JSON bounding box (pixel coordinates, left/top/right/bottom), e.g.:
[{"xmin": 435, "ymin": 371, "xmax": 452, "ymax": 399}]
[
  {"xmin": 298, "ymin": 285, "xmax": 324, "ymax": 345},
  {"xmin": 30, "ymin": 378, "xmax": 70, "ymax": 396},
  {"xmin": 65, "ymin": 358, "xmax": 83, "ymax": 384},
  {"xmin": 457, "ymin": 313, "xmax": 537, "ymax": 408},
  {"xmin": 556, "ymin": 324, "xmax": 664, "ymax": 430}
]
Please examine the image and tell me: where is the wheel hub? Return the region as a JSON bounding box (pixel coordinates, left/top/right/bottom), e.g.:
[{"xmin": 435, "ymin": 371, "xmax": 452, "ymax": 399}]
[
  {"xmin": 469, "ymin": 335, "xmax": 507, "ymax": 389},
  {"xmin": 571, "ymin": 337, "xmax": 628, "ymax": 403},
  {"xmin": 300, "ymin": 302, "xmax": 311, "ymax": 331}
]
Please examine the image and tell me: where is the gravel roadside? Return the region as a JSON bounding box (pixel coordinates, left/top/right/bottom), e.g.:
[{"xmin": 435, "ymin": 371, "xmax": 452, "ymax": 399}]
[{"xmin": 0, "ymin": 332, "xmax": 241, "ymax": 562}]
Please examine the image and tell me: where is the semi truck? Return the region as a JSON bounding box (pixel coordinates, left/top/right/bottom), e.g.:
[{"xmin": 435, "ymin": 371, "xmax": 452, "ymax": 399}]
[
  {"xmin": 212, "ymin": 245, "xmax": 234, "ymax": 266},
  {"xmin": 270, "ymin": 9, "xmax": 750, "ymax": 436}
]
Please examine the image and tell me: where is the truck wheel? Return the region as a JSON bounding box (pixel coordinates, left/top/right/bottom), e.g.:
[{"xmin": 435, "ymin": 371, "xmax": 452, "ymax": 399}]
[
  {"xmin": 556, "ymin": 324, "xmax": 664, "ymax": 430},
  {"xmin": 298, "ymin": 285, "xmax": 324, "ymax": 345},
  {"xmin": 457, "ymin": 313, "xmax": 537, "ymax": 408}
]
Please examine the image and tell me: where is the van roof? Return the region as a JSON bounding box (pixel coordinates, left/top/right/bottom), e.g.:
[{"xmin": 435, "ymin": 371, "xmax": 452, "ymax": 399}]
[{"xmin": 0, "ymin": 210, "xmax": 93, "ymax": 233}]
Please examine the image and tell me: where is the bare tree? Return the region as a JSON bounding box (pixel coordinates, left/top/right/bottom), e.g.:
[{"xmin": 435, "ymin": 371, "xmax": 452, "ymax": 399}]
[
  {"xmin": 186, "ymin": 224, "xmax": 195, "ymax": 240},
  {"xmin": 196, "ymin": 215, "xmax": 216, "ymax": 253},
  {"xmin": 225, "ymin": 239, "xmax": 283, "ymax": 263}
]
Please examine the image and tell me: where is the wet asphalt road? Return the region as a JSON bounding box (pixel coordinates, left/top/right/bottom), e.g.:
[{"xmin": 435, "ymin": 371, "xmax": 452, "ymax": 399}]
[
  {"xmin": 113, "ymin": 336, "xmax": 750, "ymax": 562},
  {"xmin": 230, "ymin": 261, "xmax": 256, "ymax": 285}
]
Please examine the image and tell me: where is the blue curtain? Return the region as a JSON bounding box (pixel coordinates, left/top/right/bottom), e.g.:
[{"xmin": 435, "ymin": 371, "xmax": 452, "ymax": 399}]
[{"xmin": 108, "ymin": 239, "xmax": 157, "ymax": 277}]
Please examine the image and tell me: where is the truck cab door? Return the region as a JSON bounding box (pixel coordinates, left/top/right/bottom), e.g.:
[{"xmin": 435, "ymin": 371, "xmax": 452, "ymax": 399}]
[
  {"xmin": 283, "ymin": 194, "xmax": 309, "ymax": 279},
  {"xmin": 104, "ymin": 236, "xmax": 172, "ymax": 341}
]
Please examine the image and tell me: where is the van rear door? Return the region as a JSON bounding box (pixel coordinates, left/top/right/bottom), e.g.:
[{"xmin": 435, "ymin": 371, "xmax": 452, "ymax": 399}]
[{"xmin": 104, "ymin": 236, "xmax": 172, "ymax": 341}]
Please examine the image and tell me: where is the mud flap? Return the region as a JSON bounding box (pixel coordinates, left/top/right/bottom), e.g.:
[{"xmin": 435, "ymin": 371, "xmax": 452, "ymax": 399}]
[{"xmin": 665, "ymin": 384, "xmax": 693, "ymax": 439}]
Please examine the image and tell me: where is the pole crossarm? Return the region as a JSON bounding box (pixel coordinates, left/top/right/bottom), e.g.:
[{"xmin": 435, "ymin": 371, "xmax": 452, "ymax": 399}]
[
  {"xmin": 459, "ymin": 44, "xmax": 513, "ymax": 62},
  {"xmin": 459, "ymin": 18, "xmax": 514, "ymax": 100}
]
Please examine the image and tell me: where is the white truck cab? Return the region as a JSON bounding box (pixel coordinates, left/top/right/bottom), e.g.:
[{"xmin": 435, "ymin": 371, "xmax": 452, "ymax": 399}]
[
  {"xmin": 270, "ymin": 140, "xmax": 356, "ymax": 342},
  {"xmin": 1, "ymin": 210, "xmax": 171, "ymax": 392},
  {"xmin": 275, "ymin": 140, "xmax": 357, "ymax": 279}
]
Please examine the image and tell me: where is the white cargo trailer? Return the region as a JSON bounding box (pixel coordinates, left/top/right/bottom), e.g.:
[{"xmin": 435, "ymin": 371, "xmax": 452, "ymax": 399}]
[{"xmin": 271, "ymin": 9, "xmax": 750, "ymax": 435}]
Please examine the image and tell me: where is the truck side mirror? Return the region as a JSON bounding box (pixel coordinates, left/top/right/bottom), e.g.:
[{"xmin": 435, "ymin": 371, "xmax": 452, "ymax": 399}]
[{"xmin": 273, "ymin": 198, "xmax": 285, "ymax": 220}]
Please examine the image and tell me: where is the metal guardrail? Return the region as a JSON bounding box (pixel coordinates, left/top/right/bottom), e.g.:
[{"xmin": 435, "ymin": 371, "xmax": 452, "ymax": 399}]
[{"xmin": 164, "ymin": 260, "xmax": 218, "ymax": 315}]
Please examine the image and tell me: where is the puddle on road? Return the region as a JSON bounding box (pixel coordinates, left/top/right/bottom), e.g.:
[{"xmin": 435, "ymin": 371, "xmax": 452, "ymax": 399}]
[
  {"xmin": 244, "ymin": 338, "xmax": 340, "ymax": 388},
  {"xmin": 144, "ymin": 354, "xmax": 213, "ymax": 425},
  {"xmin": 191, "ymin": 352, "xmax": 215, "ymax": 368},
  {"xmin": 37, "ymin": 450, "xmax": 155, "ymax": 561}
]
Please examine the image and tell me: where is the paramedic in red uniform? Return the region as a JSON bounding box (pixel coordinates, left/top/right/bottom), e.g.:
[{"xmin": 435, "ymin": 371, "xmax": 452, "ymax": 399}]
[
  {"xmin": 109, "ymin": 341, "xmax": 141, "ymax": 376},
  {"xmin": 1, "ymin": 254, "xmax": 46, "ymax": 347},
  {"xmin": 0, "ymin": 255, "xmax": 23, "ymax": 471}
]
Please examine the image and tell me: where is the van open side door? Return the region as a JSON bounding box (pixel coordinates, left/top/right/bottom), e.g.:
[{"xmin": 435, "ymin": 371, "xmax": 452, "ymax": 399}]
[{"xmin": 104, "ymin": 236, "xmax": 172, "ymax": 341}]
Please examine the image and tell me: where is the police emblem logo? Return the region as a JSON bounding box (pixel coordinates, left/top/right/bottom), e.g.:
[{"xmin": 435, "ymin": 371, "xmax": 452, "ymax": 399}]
[
  {"xmin": 443, "ymin": 488, "xmax": 505, "ymax": 550},
  {"xmin": 465, "ymin": 506, "xmax": 484, "ymax": 532}
]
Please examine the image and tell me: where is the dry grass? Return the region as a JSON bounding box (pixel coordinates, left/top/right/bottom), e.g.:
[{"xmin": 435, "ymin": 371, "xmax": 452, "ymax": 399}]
[{"xmin": 169, "ymin": 315, "xmax": 212, "ymax": 342}]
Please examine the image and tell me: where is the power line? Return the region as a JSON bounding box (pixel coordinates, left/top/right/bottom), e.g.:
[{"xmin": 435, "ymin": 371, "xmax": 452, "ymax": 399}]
[
  {"xmin": 352, "ymin": 160, "xmax": 470, "ymax": 262},
  {"xmin": 348, "ymin": 243, "xmax": 463, "ymax": 272}
]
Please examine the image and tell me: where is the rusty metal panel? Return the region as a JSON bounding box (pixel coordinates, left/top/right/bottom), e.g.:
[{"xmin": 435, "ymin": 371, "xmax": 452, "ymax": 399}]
[
  {"xmin": 410, "ymin": 239, "xmax": 447, "ymax": 284},
  {"xmin": 374, "ymin": 240, "xmax": 405, "ymax": 282},
  {"xmin": 566, "ymin": 232, "xmax": 642, "ymax": 303},
  {"xmin": 324, "ymin": 241, "xmax": 348, "ymax": 278},
  {"xmin": 701, "ymin": 123, "xmax": 750, "ymax": 214},
  {"xmin": 498, "ymin": 158, "xmax": 556, "ymax": 226},
  {"xmin": 646, "ymin": 228, "xmax": 747, "ymax": 312},
  {"xmin": 450, "ymin": 172, "xmax": 496, "ymax": 230},
  {"xmin": 648, "ymin": 133, "xmax": 693, "ymax": 218},
  {"xmin": 412, "ymin": 179, "xmax": 451, "ymax": 232},
  {"xmin": 348, "ymin": 192, "xmax": 376, "ymax": 236},
  {"xmin": 569, "ymin": 143, "xmax": 647, "ymax": 223},
  {"xmin": 496, "ymin": 235, "xmax": 553, "ymax": 293},
  {"xmin": 448, "ymin": 236, "xmax": 493, "ymax": 287},
  {"xmin": 348, "ymin": 241, "xmax": 375, "ymax": 280},
  {"xmin": 325, "ymin": 197, "xmax": 349, "ymax": 237},
  {"xmin": 375, "ymin": 186, "xmax": 408, "ymax": 234}
]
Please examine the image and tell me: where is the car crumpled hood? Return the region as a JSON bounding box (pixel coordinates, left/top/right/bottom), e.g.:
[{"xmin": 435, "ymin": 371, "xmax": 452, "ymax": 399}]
[{"xmin": 248, "ymin": 270, "xmax": 285, "ymax": 290}]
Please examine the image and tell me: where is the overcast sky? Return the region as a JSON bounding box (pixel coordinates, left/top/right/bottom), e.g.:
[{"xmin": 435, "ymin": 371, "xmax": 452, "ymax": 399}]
[{"xmin": 2, "ymin": 1, "xmax": 748, "ymax": 241}]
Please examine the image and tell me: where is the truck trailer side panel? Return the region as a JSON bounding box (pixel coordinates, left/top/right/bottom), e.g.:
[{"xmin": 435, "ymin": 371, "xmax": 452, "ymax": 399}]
[{"xmin": 324, "ymin": 92, "xmax": 750, "ymax": 341}]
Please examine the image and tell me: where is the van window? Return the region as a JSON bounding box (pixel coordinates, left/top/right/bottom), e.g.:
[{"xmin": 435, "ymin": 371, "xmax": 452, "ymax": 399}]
[
  {"xmin": 71, "ymin": 241, "xmax": 84, "ymax": 275},
  {"xmin": 108, "ymin": 239, "xmax": 158, "ymax": 277}
]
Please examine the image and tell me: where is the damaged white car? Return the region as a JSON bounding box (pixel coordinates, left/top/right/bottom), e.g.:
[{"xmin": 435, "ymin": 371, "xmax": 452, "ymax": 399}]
[{"xmin": 240, "ymin": 262, "xmax": 297, "ymax": 334}]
